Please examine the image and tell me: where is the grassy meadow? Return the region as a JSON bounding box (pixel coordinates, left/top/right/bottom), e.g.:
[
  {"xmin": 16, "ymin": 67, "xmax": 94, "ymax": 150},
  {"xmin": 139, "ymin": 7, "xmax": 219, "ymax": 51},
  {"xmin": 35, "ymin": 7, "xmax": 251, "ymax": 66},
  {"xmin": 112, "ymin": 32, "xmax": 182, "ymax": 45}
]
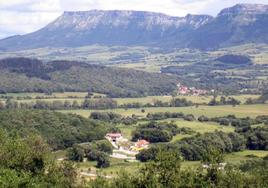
[
  {"xmin": 0, "ymin": 91, "xmax": 260, "ymax": 106},
  {"xmin": 55, "ymin": 149, "xmax": 268, "ymax": 176},
  {"xmin": 59, "ymin": 104, "xmax": 268, "ymax": 118}
]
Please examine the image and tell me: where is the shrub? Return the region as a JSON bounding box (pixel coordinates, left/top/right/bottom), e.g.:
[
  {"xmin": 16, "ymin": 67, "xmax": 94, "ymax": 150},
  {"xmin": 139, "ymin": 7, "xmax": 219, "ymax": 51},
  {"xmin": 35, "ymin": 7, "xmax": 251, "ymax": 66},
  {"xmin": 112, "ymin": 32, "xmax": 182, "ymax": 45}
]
[
  {"xmin": 219, "ymin": 118, "xmax": 229, "ymax": 126},
  {"xmin": 198, "ymin": 115, "xmax": 210, "ymax": 122},
  {"xmin": 184, "ymin": 114, "xmax": 195, "ymax": 121}
]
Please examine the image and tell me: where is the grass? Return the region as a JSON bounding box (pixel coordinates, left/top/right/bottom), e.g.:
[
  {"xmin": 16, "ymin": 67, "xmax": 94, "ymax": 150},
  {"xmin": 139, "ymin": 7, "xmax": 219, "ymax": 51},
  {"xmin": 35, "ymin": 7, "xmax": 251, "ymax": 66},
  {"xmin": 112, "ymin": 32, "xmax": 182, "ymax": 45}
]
[
  {"xmin": 169, "ymin": 119, "xmax": 234, "ymax": 142},
  {"xmin": 172, "ymin": 119, "xmax": 234, "ymax": 134},
  {"xmin": 77, "ymin": 158, "xmax": 141, "ymax": 176},
  {"xmin": 0, "ymin": 92, "xmax": 104, "ymax": 100},
  {"xmin": 224, "ymin": 150, "xmax": 268, "ymax": 164},
  {"xmin": 52, "ymin": 150, "xmax": 67, "ymax": 159},
  {"xmin": 117, "ymin": 125, "xmax": 134, "ymax": 140},
  {"xmin": 75, "ymin": 150, "xmax": 268, "ymax": 176},
  {"xmin": 211, "ymin": 43, "xmax": 268, "ymax": 65},
  {"xmin": 115, "ymin": 119, "xmax": 234, "ymax": 143},
  {"xmin": 1, "ymin": 92, "xmax": 260, "ymax": 106},
  {"xmin": 59, "ymin": 104, "xmax": 268, "ymax": 118}
]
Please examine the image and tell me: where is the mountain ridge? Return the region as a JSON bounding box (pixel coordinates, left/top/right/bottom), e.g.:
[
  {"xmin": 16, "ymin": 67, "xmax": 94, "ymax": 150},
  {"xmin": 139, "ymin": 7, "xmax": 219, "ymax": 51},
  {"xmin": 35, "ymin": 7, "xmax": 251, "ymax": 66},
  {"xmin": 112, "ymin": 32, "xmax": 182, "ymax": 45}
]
[
  {"xmin": 0, "ymin": 3, "xmax": 267, "ymax": 51},
  {"xmin": 218, "ymin": 3, "xmax": 268, "ymax": 16}
]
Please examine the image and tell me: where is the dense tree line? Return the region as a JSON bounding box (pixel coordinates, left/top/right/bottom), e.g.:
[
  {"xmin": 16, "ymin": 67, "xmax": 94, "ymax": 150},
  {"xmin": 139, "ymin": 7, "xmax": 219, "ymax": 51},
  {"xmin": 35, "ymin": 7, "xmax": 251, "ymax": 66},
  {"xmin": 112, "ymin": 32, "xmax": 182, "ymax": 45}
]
[
  {"xmin": 246, "ymin": 89, "xmax": 268, "ymax": 104},
  {"xmin": 136, "ymin": 144, "xmax": 180, "ymax": 162},
  {"xmin": 0, "ymin": 110, "xmax": 109, "ymax": 150},
  {"xmin": 0, "ymin": 98, "xmax": 118, "ymax": 110},
  {"xmin": 236, "ymin": 126, "xmax": 268, "ymax": 150},
  {"xmin": 175, "ymin": 131, "xmax": 246, "ymax": 160},
  {"xmin": 208, "ymin": 96, "xmax": 241, "ymax": 106},
  {"xmin": 147, "ymin": 112, "xmax": 185, "ymax": 120},
  {"xmin": 0, "ymin": 97, "xmax": 195, "ymax": 111},
  {"xmin": 137, "ymin": 127, "xmax": 268, "ymax": 162},
  {"xmin": 119, "ymin": 98, "xmax": 193, "ymax": 108},
  {"xmin": 146, "ymin": 112, "xmax": 196, "ymax": 122},
  {"xmin": 90, "ymin": 111, "xmax": 138, "ymax": 125},
  {"xmin": 132, "ymin": 121, "xmax": 194, "ymax": 143},
  {"xmin": 136, "ymin": 131, "xmax": 245, "ymax": 161},
  {"xmin": 146, "ymin": 112, "xmax": 268, "ymax": 128},
  {"xmin": 209, "ymin": 115, "xmax": 268, "ymax": 127}
]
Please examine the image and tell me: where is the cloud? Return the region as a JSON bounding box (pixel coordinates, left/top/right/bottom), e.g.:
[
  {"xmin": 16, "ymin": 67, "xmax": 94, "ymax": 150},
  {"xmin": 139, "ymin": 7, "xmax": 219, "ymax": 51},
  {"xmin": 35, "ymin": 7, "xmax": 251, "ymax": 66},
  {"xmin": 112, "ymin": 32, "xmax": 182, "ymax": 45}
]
[
  {"xmin": 0, "ymin": 0, "xmax": 267, "ymax": 39},
  {"xmin": 0, "ymin": 10, "xmax": 61, "ymax": 34}
]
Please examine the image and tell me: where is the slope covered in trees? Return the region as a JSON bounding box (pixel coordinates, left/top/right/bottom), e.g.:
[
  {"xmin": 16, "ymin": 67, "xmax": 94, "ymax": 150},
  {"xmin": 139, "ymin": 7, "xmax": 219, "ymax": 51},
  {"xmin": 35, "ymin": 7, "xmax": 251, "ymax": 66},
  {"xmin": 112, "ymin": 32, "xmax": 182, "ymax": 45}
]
[
  {"xmin": 0, "ymin": 57, "xmax": 178, "ymax": 97},
  {"xmin": 0, "ymin": 110, "xmax": 108, "ymax": 149}
]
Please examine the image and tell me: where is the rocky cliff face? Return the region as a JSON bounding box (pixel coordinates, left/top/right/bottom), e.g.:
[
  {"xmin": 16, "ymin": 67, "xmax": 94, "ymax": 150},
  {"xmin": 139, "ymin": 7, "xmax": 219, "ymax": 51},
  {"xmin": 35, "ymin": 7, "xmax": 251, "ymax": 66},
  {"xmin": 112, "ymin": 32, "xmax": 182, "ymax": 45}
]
[
  {"xmin": 0, "ymin": 10, "xmax": 213, "ymax": 50},
  {"xmin": 0, "ymin": 4, "xmax": 267, "ymax": 51},
  {"xmin": 188, "ymin": 4, "xmax": 268, "ymax": 49},
  {"xmin": 47, "ymin": 10, "xmax": 212, "ymax": 31},
  {"xmin": 218, "ymin": 4, "xmax": 268, "ymax": 16}
]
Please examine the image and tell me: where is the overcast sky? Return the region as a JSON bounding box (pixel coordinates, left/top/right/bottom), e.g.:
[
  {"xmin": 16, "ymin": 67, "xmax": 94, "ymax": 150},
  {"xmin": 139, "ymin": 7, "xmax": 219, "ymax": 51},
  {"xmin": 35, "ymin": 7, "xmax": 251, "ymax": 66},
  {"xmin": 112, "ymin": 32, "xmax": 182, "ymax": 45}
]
[{"xmin": 0, "ymin": 0, "xmax": 267, "ymax": 39}]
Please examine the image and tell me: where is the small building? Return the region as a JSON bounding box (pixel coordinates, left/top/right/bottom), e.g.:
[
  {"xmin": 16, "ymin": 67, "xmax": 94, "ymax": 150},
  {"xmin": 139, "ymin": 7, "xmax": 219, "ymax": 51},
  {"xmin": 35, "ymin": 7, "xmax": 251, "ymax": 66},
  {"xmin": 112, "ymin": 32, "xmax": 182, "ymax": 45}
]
[
  {"xmin": 105, "ymin": 133, "xmax": 122, "ymax": 142},
  {"xmin": 135, "ymin": 139, "xmax": 149, "ymax": 148},
  {"xmin": 131, "ymin": 139, "xmax": 150, "ymax": 151},
  {"xmin": 178, "ymin": 86, "xmax": 189, "ymax": 95}
]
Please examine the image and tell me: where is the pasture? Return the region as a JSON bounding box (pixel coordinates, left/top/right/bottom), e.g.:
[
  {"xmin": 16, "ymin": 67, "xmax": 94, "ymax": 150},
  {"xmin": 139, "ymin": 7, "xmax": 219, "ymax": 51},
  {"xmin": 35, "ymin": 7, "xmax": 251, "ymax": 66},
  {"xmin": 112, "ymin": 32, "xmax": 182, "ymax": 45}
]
[
  {"xmin": 225, "ymin": 150, "xmax": 268, "ymax": 164},
  {"xmin": 116, "ymin": 119, "xmax": 235, "ymax": 143},
  {"xmin": 0, "ymin": 92, "xmax": 260, "ymax": 105},
  {"xmin": 59, "ymin": 104, "xmax": 268, "ymax": 118},
  {"xmin": 65, "ymin": 150, "xmax": 268, "ymax": 177}
]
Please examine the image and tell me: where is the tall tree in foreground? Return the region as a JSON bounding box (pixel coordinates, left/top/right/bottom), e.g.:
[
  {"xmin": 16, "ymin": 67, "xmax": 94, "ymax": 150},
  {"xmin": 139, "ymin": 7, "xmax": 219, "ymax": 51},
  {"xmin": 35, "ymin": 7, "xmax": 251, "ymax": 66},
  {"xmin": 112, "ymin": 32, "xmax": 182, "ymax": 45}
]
[{"xmin": 0, "ymin": 129, "xmax": 78, "ymax": 187}]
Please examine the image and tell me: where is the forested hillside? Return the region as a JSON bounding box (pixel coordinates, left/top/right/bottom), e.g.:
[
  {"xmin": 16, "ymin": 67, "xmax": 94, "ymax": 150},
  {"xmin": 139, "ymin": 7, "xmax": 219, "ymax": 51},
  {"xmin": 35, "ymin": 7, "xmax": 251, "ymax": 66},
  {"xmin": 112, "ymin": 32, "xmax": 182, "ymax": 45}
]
[
  {"xmin": 0, "ymin": 110, "xmax": 108, "ymax": 149},
  {"xmin": 0, "ymin": 58, "xmax": 178, "ymax": 97}
]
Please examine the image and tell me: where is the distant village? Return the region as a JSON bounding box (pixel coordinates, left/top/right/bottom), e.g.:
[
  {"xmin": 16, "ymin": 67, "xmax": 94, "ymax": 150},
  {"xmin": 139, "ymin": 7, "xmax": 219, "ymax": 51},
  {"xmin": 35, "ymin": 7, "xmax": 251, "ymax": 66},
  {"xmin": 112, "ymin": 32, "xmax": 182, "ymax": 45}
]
[{"xmin": 177, "ymin": 83, "xmax": 209, "ymax": 96}]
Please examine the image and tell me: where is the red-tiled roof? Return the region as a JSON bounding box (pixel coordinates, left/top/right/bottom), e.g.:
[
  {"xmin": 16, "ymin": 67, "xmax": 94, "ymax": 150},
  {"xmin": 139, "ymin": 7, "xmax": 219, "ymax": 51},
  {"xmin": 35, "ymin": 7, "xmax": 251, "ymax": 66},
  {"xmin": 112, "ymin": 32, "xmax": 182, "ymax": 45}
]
[
  {"xmin": 136, "ymin": 139, "xmax": 149, "ymax": 147},
  {"xmin": 106, "ymin": 133, "xmax": 122, "ymax": 138}
]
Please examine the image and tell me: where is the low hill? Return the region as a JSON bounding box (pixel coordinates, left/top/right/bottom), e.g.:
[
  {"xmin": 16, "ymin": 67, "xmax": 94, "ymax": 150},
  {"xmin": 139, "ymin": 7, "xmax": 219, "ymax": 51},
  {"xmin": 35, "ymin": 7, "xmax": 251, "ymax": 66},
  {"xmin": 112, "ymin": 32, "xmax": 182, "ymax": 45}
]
[
  {"xmin": 0, "ymin": 110, "xmax": 107, "ymax": 149},
  {"xmin": 216, "ymin": 55, "xmax": 252, "ymax": 65},
  {"xmin": 0, "ymin": 57, "xmax": 178, "ymax": 97}
]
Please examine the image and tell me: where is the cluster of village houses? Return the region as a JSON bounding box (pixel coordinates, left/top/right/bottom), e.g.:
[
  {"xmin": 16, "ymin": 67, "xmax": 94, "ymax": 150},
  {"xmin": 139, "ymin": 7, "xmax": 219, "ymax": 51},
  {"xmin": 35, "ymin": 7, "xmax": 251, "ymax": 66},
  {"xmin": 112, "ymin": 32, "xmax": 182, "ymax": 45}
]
[
  {"xmin": 177, "ymin": 83, "xmax": 208, "ymax": 96},
  {"xmin": 105, "ymin": 133, "xmax": 149, "ymax": 153}
]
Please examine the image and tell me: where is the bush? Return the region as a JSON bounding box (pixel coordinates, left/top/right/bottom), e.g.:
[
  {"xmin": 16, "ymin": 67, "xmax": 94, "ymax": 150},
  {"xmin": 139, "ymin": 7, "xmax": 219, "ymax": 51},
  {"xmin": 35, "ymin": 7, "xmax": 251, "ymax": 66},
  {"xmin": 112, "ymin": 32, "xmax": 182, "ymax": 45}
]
[
  {"xmin": 171, "ymin": 98, "xmax": 193, "ymax": 107},
  {"xmin": 96, "ymin": 153, "xmax": 110, "ymax": 168},
  {"xmin": 132, "ymin": 129, "xmax": 172, "ymax": 143},
  {"xmin": 121, "ymin": 117, "xmax": 138, "ymax": 125},
  {"xmin": 132, "ymin": 121, "xmax": 180, "ymax": 143},
  {"xmin": 67, "ymin": 145, "xmax": 85, "ymax": 162},
  {"xmin": 184, "ymin": 114, "xmax": 195, "ymax": 121},
  {"xmin": 231, "ymin": 119, "xmax": 241, "ymax": 127},
  {"xmin": 90, "ymin": 112, "xmax": 121, "ymax": 121},
  {"xmin": 86, "ymin": 149, "xmax": 110, "ymax": 168},
  {"xmin": 219, "ymin": 118, "xmax": 229, "ymax": 126},
  {"xmin": 237, "ymin": 127, "xmax": 268, "ymax": 150},
  {"xmin": 136, "ymin": 144, "xmax": 180, "ymax": 162},
  {"xmin": 198, "ymin": 115, "xmax": 210, "ymax": 122},
  {"xmin": 94, "ymin": 140, "xmax": 113, "ymax": 154}
]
